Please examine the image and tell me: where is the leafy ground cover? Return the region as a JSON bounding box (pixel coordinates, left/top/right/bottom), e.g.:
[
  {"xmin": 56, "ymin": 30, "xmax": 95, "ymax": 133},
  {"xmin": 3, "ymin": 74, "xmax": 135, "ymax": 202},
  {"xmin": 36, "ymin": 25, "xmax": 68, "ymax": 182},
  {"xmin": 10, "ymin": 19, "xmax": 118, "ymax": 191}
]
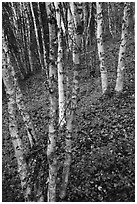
[{"xmin": 2, "ymin": 35, "xmax": 135, "ymax": 202}]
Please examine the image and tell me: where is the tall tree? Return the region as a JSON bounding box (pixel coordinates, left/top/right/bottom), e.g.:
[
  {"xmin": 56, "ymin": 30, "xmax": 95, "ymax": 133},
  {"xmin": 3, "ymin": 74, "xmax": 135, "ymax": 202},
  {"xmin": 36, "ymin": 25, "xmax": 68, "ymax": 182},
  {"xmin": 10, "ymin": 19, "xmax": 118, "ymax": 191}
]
[
  {"xmin": 9, "ymin": 2, "xmax": 26, "ymax": 77},
  {"xmin": 3, "ymin": 28, "xmax": 45, "ymax": 201},
  {"xmin": 19, "ymin": 2, "xmax": 31, "ymax": 74},
  {"xmin": 115, "ymin": 3, "xmax": 130, "ymax": 92},
  {"xmin": 108, "ymin": 3, "xmax": 117, "ymax": 39},
  {"xmin": 55, "ymin": 3, "xmax": 65, "ymax": 129},
  {"xmin": 60, "ymin": 2, "xmax": 82, "ymax": 199},
  {"xmin": 96, "ymin": 2, "xmax": 108, "ymax": 94},
  {"xmin": 85, "ymin": 3, "xmax": 93, "ymax": 47},
  {"xmin": 2, "ymin": 31, "xmax": 31, "ymax": 202},
  {"xmin": 23, "ymin": 2, "xmax": 33, "ymax": 73},
  {"xmin": 46, "ymin": 2, "xmax": 58, "ymax": 202},
  {"xmin": 30, "ymin": 3, "xmax": 44, "ymax": 71},
  {"xmin": 37, "ymin": 2, "xmax": 48, "ymax": 76}
]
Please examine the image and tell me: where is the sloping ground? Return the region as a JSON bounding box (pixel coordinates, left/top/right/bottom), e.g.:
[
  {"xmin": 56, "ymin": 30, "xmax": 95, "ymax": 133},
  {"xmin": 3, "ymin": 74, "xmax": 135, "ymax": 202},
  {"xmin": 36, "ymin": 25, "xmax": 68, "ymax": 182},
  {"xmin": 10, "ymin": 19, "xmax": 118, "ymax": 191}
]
[
  {"xmin": 67, "ymin": 91, "xmax": 134, "ymax": 202},
  {"xmin": 2, "ymin": 35, "xmax": 135, "ymax": 201}
]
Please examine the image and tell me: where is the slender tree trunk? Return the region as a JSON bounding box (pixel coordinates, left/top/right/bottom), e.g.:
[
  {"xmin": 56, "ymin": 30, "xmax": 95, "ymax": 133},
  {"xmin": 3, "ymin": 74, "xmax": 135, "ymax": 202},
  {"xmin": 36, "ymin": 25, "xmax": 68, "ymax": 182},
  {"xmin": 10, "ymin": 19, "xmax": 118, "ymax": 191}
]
[
  {"xmin": 108, "ymin": 3, "xmax": 116, "ymax": 39},
  {"xmin": 3, "ymin": 30, "xmax": 45, "ymax": 202},
  {"xmin": 67, "ymin": 4, "xmax": 73, "ymax": 53},
  {"xmin": 55, "ymin": 3, "xmax": 65, "ymax": 128},
  {"xmin": 85, "ymin": 3, "xmax": 92, "ymax": 73},
  {"xmin": 115, "ymin": 3, "xmax": 130, "ymax": 92},
  {"xmin": 108, "ymin": 3, "xmax": 113, "ymax": 38},
  {"xmin": 11, "ymin": 2, "xmax": 25, "ymax": 78},
  {"xmin": 20, "ymin": 2, "xmax": 30, "ymax": 75},
  {"xmin": 96, "ymin": 2, "xmax": 108, "ymax": 94},
  {"xmin": 14, "ymin": 2, "xmax": 28, "ymax": 76},
  {"xmin": 111, "ymin": 3, "xmax": 117, "ymax": 38},
  {"xmin": 2, "ymin": 32, "xmax": 31, "ymax": 202},
  {"xmin": 82, "ymin": 2, "xmax": 88, "ymax": 50},
  {"xmin": 60, "ymin": 2, "xmax": 70, "ymax": 120},
  {"xmin": 60, "ymin": 2, "xmax": 81, "ymax": 199},
  {"xmin": 37, "ymin": 2, "xmax": 48, "ymax": 77},
  {"xmin": 30, "ymin": 2, "xmax": 44, "ymax": 70},
  {"xmin": 46, "ymin": 3, "xmax": 58, "ymax": 202},
  {"xmin": 24, "ymin": 2, "xmax": 33, "ymax": 73},
  {"xmin": 86, "ymin": 3, "xmax": 92, "ymax": 48}
]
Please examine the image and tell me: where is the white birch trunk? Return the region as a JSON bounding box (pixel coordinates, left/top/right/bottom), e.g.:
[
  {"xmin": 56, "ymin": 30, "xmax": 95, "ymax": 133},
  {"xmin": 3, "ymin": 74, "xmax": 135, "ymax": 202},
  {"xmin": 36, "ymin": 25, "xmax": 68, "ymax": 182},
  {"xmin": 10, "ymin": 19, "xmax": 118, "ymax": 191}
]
[
  {"xmin": 2, "ymin": 32, "xmax": 31, "ymax": 202},
  {"xmin": 55, "ymin": 3, "xmax": 65, "ymax": 128},
  {"xmin": 23, "ymin": 2, "xmax": 33, "ymax": 73},
  {"xmin": 86, "ymin": 3, "xmax": 92, "ymax": 47},
  {"xmin": 3, "ymin": 20, "xmax": 37, "ymax": 147},
  {"xmin": 60, "ymin": 2, "xmax": 80, "ymax": 199},
  {"xmin": 37, "ymin": 3, "xmax": 48, "ymax": 77},
  {"xmin": 108, "ymin": 3, "xmax": 116, "ymax": 39},
  {"xmin": 67, "ymin": 5, "xmax": 74, "ymax": 52},
  {"xmin": 83, "ymin": 2, "xmax": 88, "ymax": 48},
  {"xmin": 115, "ymin": 3, "xmax": 130, "ymax": 92},
  {"xmin": 96, "ymin": 2, "xmax": 108, "ymax": 94},
  {"xmin": 84, "ymin": 3, "xmax": 92, "ymax": 69},
  {"xmin": 46, "ymin": 3, "xmax": 58, "ymax": 202},
  {"xmin": 19, "ymin": 2, "xmax": 30, "ymax": 75},
  {"xmin": 30, "ymin": 3, "xmax": 44, "ymax": 70},
  {"xmin": 111, "ymin": 3, "xmax": 117, "ymax": 38}
]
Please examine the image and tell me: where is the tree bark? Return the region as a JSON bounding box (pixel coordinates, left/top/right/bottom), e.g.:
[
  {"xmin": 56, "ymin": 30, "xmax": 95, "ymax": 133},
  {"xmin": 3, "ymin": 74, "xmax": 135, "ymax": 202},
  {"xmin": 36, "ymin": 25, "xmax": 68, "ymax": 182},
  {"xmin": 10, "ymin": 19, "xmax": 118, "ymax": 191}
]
[
  {"xmin": 19, "ymin": 2, "xmax": 31, "ymax": 75},
  {"xmin": 60, "ymin": 2, "xmax": 81, "ymax": 199},
  {"xmin": 96, "ymin": 2, "xmax": 108, "ymax": 94},
  {"xmin": 30, "ymin": 2, "xmax": 44, "ymax": 71},
  {"xmin": 2, "ymin": 31, "xmax": 31, "ymax": 202},
  {"xmin": 23, "ymin": 2, "xmax": 33, "ymax": 73},
  {"xmin": 108, "ymin": 3, "xmax": 116, "ymax": 39},
  {"xmin": 115, "ymin": 3, "xmax": 130, "ymax": 92},
  {"xmin": 37, "ymin": 2, "xmax": 48, "ymax": 77},
  {"xmin": 10, "ymin": 2, "xmax": 25, "ymax": 78},
  {"xmin": 55, "ymin": 3, "xmax": 65, "ymax": 128},
  {"xmin": 86, "ymin": 3, "xmax": 92, "ymax": 47},
  {"xmin": 46, "ymin": 3, "xmax": 58, "ymax": 202}
]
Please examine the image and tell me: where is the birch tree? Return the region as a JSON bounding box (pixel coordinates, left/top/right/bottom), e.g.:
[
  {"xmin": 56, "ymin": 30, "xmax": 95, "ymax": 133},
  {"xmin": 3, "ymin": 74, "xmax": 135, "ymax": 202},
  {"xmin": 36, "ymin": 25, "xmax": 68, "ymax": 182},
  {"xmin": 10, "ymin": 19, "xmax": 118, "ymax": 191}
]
[
  {"xmin": 55, "ymin": 3, "xmax": 65, "ymax": 129},
  {"xmin": 46, "ymin": 2, "xmax": 58, "ymax": 202},
  {"xmin": 115, "ymin": 3, "xmax": 130, "ymax": 92},
  {"xmin": 96, "ymin": 2, "xmax": 108, "ymax": 94},
  {"xmin": 18, "ymin": 2, "xmax": 30, "ymax": 75},
  {"xmin": 2, "ymin": 3, "xmax": 23, "ymax": 79},
  {"xmin": 108, "ymin": 3, "xmax": 117, "ymax": 39},
  {"xmin": 8, "ymin": 3, "xmax": 25, "ymax": 78},
  {"xmin": 37, "ymin": 2, "xmax": 48, "ymax": 77},
  {"xmin": 2, "ymin": 31, "xmax": 31, "ymax": 202},
  {"xmin": 30, "ymin": 3, "xmax": 44, "ymax": 71},
  {"xmin": 13, "ymin": 2, "xmax": 31, "ymax": 75},
  {"xmin": 3, "ymin": 28, "xmax": 45, "ymax": 201},
  {"xmin": 60, "ymin": 2, "xmax": 82, "ymax": 199},
  {"xmin": 86, "ymin": 3, "xmax": 93, "ymax": 47},
  {"xmin": 23, "ymin": 2, "xmax": 33, "ymax": 73}
]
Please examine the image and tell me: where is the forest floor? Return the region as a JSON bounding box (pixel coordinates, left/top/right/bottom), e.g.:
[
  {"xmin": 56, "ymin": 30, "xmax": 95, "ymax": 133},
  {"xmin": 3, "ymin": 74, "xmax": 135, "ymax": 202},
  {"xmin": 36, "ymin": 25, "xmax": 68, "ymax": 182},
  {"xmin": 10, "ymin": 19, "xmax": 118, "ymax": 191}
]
[{"xmin": 2, "ymin": 34, "xmax": 135, "ymax": 202}]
